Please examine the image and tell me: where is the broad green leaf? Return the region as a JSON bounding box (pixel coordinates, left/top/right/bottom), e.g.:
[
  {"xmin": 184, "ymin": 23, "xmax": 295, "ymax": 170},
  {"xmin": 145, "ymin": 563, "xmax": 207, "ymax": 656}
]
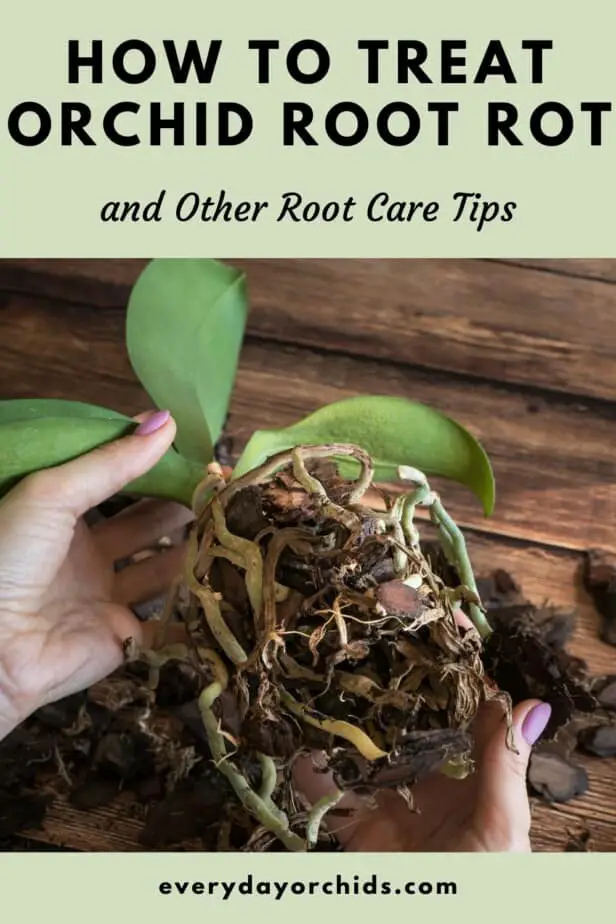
[
  {"xmin": 0, "ymin": 398, "xmax": 128, "ymax": 424},
  {"xmin": 0, "ymin": 414, "xmax": 203, "ymax": 507},
  {"xmin": 126, "ymin": 258, "xmax": 248, "ymax": 465},
  {"xmin": 233, "ymin": 396, "xmax": 495, "ymax": 515}
]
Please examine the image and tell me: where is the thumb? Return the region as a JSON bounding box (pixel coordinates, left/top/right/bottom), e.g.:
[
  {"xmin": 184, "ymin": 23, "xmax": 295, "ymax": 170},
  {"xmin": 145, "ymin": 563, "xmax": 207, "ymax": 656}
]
[
  {"xmin": 473, "ymin": 699, "xmax": 552, "ymax": 850},
  {"xmin": 21, "ymin": 410, "xmax": 176, "ymax": 519}
]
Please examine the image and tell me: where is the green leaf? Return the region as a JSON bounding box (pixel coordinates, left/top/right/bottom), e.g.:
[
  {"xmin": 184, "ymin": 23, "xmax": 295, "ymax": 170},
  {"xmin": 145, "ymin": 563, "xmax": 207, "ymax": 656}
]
[
  {"xmin": 126, "ymin": 258, "xmax": 248, "ymax": 465},
  {"xmin": 0, "ymin": 398, "xmax": 129, "ymax": 425},
  {"xmin": 0, "ymin": 404, "xmax": 203, "ymax": 507},
  {"xmin": 233, "ymin": 395, "xmax": 495, "ymax": 515}
]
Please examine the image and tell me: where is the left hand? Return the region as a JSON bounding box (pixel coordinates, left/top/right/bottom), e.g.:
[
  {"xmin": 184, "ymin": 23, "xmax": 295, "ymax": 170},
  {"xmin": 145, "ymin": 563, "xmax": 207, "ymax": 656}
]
[{"xmin": 0, "ymin": 410, "xmax": 193, "ymax": 738}]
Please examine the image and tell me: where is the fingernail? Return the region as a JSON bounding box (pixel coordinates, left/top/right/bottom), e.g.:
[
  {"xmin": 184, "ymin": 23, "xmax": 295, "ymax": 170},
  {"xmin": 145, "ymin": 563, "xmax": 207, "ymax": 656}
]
[
  {"xmin": 135, "ymin": 410, "xmax": 171, "ymax": 436},
  {"xmin": 522, "ymin": 702, "xmax": 552, "ymax": 746}
]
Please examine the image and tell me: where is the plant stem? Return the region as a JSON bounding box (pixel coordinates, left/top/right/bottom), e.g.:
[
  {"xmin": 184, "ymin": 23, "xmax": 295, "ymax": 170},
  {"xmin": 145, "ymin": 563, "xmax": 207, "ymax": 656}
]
[
  {"xmin": 291, "ymin": 449, "xmax": 360, "ymax": 531},
  {"xmin": 258, "ymin": 753, "xmax": 278, "ymax": 802},
  {"xmin": 224, "ymin": 444, "xmax": 372, "ymax": 509},
  {"xmin": 198, "ymin": 683, "xmax": 306, "ymax": 852},
  {"xmin": 306, "ymin": 790, "xmax": 343, "ymax": 848},
  {"xmin": 280, "ymin": 691, "xmax": 388, "ymax": 760},
  {"xmin": 429, "ymin": 496, "xmax": 492, "ymax": 638},
  {"xmin": 394, "ymin": 470, "xmax": 492, "ymax": 639},
  {"xmin": 190, "ymin": 583, "xmax": 248, "ymax": 664},
  {"xmin": 211, "ymin": 499, "xmax": 264, "ymax": 620}
]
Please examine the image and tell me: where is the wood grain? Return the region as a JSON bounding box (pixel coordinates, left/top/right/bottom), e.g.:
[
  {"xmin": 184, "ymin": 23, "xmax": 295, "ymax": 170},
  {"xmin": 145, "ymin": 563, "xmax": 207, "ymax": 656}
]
[
  {"xmin": 497, "ymin": 259, "xmax": 616, "ymax": 284},
  {"xmin": 2, "ymin": 258, "xmax": 616, "ymax": 402},
  {"xmin": 235, "ymin": 259, "xmax": 616, "ymax": 404},
  {"xmin": 2, "ymin": 291, "xmax": 615, "ymax": 553},
  {"xmin": 17, "ymin": 535, "xmax": 616, "ymax": 853}
]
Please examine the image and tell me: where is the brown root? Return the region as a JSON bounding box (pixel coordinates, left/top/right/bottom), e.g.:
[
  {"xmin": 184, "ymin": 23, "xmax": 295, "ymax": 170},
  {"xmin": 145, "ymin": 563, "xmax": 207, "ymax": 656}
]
[{"xmin": 154, "ymin": 444, "xmax": 501, "ymax": 849}]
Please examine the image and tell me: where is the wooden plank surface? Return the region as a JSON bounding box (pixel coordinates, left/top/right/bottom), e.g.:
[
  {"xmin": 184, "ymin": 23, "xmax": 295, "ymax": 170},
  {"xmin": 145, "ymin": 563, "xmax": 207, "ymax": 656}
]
[
  {"xmin": 498, "ymin": 260, "xmax": 616, "ymax": 284},
  {"xmin": 1, "ymin": 258, "xmax": 615, "ymax": 853},
  {"xmin": 2, "ymin": 291, "xmax": 615, "ymax": 553},
  {"xmin": 2, "ymin": 258, "xmax": 616, "ymax": 402},
  {"xmin": 5, "ymin": 257, "xmax": 616, "ymax": 299}
]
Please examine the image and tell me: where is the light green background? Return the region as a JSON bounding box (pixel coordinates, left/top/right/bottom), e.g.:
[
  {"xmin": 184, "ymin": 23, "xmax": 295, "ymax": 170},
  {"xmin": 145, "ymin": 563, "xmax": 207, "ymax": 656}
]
[
  {"xmin": 0, "ymin": 0, "xmax": 614, "ymax": 256},
  {"xmin": 0, "ymin": 0, "xmax": 615, "ymax": 909},
  {"xmin": 1, "ymin": 853, "xmax": 612, "ymax": 921}
]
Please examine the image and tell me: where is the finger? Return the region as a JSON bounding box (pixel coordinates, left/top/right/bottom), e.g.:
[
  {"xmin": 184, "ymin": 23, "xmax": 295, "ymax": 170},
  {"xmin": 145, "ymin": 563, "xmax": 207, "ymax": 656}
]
[
  {"xmin": 113, "ymin": 543, "xmax": 186, "ymax": 606},
  {"xmin": 473, "ymin": 699, "xmax": 551, "ymax": 850},
  {"xmin": 470, "ymin": 699, "xmax": 511, "ymax": 757},
  {"xmin": 93, "ymin": 498, "xmax": 194, "ymax": 562},
  {"xmin": 19, "ymin": 411, "xmax": 176, "ymax": 520}
]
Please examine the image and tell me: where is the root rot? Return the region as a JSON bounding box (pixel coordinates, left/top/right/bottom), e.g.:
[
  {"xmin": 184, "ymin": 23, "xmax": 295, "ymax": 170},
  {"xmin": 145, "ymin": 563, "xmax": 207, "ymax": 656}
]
[{"xmin": 144, "ymin": 444, "xmax": 509, "ymax": 849}]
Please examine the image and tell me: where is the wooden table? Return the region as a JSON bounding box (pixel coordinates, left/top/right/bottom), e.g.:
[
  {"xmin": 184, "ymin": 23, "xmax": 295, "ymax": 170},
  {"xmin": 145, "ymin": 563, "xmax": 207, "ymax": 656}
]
[{"xmin": 1, "ymin": 258, "xmax": 615, "ymax": 852}]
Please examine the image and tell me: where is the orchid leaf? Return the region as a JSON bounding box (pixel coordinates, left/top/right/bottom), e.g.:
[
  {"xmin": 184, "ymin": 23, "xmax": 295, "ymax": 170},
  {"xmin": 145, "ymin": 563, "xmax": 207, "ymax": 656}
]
[
  {"xmin": 126, "ymin": 259, "xmax": 248, "ymax": 465},
  {"xmin": 233, "ymin": 396, "xmax": 495, "ymax": 515},
  {"xmin": 0, "ymin": 403, "xmax": 203, "ymax": 507},
  {"xmin": 0, "ymin": 398, "xmax": 128, "ymax": 424}
]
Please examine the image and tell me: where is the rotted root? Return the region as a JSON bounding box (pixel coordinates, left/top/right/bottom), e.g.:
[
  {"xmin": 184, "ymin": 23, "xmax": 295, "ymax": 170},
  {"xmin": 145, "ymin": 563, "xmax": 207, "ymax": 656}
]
[{"xmin": 172, "ymin": 444, "xmax": 494, "ymax": 850}]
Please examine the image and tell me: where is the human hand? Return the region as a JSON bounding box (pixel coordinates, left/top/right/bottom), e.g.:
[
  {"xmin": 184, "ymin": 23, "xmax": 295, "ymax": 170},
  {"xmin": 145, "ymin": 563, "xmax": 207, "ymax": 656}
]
[
  {"xmin": 0, "ymin": 410, "xmax": 193, "ymax": 739},
  {"xmin": 295, "ymin": 669, "xmax": 551, "ymax": 852}
]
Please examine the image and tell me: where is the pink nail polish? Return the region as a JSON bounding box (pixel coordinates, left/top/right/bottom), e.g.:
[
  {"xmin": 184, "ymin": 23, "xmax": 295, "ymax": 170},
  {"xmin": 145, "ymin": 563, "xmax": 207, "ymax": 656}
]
[
  {"xmin": 135, "ymin": 410, "xmax": 171, "ymax": 436},
  {"xmin": 522, "ymin": 702, "xmax": 552, "ymax": 746}
]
